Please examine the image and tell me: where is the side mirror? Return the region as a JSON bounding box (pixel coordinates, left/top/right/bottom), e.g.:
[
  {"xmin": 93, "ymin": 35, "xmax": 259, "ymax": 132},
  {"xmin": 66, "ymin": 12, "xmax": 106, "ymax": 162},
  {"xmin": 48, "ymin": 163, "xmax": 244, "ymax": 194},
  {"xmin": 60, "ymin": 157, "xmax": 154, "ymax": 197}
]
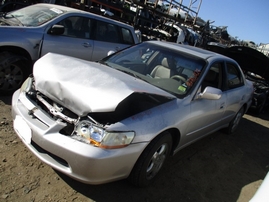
[
  {"xmin": 196, "ymin": 86, "xmax": 222, "ymax": 100},
  {"xmin": 107, "ymin": 50, "xmax": 115, "ymax": 56},
  {"xmin": 48, "ymin": 25, "xmax": 65, "ymax": 35}
]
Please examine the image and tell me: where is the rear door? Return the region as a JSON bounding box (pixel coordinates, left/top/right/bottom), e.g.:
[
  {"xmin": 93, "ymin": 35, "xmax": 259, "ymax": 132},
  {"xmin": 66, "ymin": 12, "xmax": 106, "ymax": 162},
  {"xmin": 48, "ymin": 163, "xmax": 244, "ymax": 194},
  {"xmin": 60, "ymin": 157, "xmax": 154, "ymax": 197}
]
[
  {"xmin": 221, "ymin": 61, "xmax": 247, "ymax": 122},
  {"xmin": 91, "ymin": 20, "xmax": 135, "ymax": 61},
  {"xmin": 41, "ymin": 16, "xmax": 94, "ymax": 61}
]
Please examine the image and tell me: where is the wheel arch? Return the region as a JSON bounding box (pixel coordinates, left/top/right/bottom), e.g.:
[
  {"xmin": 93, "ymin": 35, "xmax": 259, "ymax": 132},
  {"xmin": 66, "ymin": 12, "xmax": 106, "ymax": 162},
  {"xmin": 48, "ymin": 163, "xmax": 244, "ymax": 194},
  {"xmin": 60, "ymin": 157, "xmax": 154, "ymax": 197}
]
[
  {"xmin": 242, "ymin": 102, "xmax": 248, "ymax": 114},
  {"xmin": 143, "ymin": 128, "xmax": 181, "ymax": 156},
  {"xmin": 0, "ymin": 48, "xmax": 33, "ymax": 95},
  {"xmin": 164, "ymin": 128, "xmax": 181, "ymax": 155},
  {"xmin": 0, "ymin": 46, "xmax": 33, "ymax": 66}
]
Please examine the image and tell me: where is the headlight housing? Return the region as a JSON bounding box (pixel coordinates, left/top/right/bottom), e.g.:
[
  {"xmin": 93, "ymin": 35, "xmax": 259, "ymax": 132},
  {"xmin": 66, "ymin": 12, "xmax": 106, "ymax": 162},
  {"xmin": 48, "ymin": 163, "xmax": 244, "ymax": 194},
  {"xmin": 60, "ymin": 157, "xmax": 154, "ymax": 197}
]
[
  {"xmin": 72, "ymin": 120, "xmax": 135, "ymax": 149},
  {"xmin": 20, "ymin": 77, "xmax": 33, "ymax": 92}
]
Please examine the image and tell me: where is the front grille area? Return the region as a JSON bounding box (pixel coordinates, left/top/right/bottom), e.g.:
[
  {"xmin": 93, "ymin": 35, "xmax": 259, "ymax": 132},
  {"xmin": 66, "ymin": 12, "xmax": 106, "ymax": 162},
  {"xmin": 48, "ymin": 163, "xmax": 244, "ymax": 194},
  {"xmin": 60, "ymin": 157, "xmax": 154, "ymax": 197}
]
[
  {"xmin": 31, "ymin": 140, "xmax": 69, "ymax": 168},
  {"xmin": 26, "ymin": 91, "xmax": 77, "ymax": 136}
]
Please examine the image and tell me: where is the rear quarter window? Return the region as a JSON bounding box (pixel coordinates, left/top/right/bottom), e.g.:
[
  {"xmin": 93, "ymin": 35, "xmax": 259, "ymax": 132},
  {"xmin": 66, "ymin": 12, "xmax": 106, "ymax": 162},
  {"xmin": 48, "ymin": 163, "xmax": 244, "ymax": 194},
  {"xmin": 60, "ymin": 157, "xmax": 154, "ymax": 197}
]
[
  {"xmin": 95, "ymin": 20, "xmax": 120, "ymax": 43},
  {"xmin": 121, "ymin": 28, "xmax": 134, "ymax": 45}
]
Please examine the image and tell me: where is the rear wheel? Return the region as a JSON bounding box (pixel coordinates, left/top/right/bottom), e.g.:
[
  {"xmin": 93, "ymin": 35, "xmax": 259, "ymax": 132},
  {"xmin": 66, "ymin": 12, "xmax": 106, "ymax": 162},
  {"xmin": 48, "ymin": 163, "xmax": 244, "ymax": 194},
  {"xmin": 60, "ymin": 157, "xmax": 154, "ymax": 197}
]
[
  {"xmin": 128, "ymin": 132, "xmax": 172, "ymax": 187},
  {"xmin": 226, "ymin": 107, "xmax": 244, "ymax": 134},
  {"xmin": 256, "ymin": 96, "xmax": 267, "ymax": 115},
  {"xmin": 0, "ymin": 52, "xmax": 31, "ymax": 95}
]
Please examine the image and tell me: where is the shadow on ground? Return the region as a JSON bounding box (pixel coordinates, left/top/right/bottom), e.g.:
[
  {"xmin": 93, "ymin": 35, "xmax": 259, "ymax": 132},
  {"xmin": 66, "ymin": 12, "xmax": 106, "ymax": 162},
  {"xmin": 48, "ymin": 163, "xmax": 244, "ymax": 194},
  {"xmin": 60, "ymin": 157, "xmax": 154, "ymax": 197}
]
[
  {"xmin": 55, "ymin": 114, "xmax": 269, "ymax": 202},
  {"xmin": 2, "ymin": 94, "xmax": 269, "ymax": 202}
]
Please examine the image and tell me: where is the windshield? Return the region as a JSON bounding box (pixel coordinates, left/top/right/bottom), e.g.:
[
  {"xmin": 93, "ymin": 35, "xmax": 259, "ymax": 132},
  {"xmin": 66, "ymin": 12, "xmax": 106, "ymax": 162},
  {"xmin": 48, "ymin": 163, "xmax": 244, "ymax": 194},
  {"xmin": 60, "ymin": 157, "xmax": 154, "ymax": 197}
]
[
  {"xmin": 4, "ymin": 5, "xmax": 65, "ymax": 26},
  {"xmin": 101, "ymin": 42, "xmax": 206, "ymax": 96}
]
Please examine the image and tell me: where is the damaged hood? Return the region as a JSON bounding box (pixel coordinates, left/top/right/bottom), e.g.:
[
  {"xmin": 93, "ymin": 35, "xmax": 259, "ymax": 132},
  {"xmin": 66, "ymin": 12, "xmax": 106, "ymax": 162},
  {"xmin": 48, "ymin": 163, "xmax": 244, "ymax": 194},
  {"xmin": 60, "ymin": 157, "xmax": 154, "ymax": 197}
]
[{"xmin": 33, "ymin": 53, "xmax": 175, "ymax": 116}]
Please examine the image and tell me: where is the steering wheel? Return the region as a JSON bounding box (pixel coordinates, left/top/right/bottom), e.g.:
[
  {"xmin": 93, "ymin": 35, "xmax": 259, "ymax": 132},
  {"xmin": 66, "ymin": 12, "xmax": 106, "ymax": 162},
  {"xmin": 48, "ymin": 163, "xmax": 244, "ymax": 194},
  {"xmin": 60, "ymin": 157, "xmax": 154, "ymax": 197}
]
[{"xmin": 171, "ymin": 75, "xmax": 187, "ymax": 82}]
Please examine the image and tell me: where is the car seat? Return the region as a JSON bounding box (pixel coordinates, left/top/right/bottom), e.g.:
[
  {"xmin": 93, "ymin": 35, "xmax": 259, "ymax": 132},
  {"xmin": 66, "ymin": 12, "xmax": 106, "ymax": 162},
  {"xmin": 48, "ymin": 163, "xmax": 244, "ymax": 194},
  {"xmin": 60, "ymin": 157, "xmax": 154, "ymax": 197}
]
[{"xmin": 150, "ymin": 57, "xmax": 176, "ymax": 78}]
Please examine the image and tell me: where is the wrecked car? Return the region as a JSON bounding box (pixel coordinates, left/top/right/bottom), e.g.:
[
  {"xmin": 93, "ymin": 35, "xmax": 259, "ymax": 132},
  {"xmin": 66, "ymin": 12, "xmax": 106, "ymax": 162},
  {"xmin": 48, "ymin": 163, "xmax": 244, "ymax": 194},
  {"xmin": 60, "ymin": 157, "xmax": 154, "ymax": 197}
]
[{"xmin": 12, "ymin": 41, "xmax": 253, "ymax": 187}]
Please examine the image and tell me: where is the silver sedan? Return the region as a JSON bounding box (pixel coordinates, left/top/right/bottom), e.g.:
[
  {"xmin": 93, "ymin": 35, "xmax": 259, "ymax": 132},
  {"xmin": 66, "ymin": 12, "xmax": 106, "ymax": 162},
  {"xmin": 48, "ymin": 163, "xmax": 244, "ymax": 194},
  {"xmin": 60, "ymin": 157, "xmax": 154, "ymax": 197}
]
[
  {"xmin": 0, "ymin": 3, "xmax": 138, "ymax": 95},
  {"xmin": 12, "ymin": 41, "xmax": 253, "ymax": 187}
]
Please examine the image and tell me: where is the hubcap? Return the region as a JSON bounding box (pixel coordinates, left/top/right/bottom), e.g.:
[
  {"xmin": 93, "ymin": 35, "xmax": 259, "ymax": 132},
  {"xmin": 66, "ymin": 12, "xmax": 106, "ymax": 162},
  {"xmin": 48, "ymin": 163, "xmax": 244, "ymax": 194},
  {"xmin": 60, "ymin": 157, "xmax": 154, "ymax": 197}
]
[
  {"xmin": 146, "ymin": 143, "xmax": 167, "ymax": 180},
  {"xmin": 0, "ymin": 64, "xmax": 24, "ymax": 91},
  {"xmin": 231, "ymin": 110, "xmax": 243, "ymax": 132}
]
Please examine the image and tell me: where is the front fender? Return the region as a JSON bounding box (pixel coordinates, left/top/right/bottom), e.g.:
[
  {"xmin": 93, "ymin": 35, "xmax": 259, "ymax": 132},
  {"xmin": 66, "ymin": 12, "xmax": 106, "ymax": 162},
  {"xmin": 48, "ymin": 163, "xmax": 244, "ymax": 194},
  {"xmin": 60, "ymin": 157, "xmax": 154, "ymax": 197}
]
[{"xmin": 0, "ymin": 27, "xmax": 43, "ymax": 61}]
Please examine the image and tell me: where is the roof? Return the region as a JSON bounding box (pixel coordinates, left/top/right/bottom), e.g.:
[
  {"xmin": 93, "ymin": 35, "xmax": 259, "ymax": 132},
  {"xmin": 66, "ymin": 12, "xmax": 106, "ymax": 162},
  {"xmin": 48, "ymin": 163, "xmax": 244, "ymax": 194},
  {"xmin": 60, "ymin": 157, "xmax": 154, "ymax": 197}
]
[{"xmin": 147, "ymin": 40, "xmax": 221, "ymax": 59}]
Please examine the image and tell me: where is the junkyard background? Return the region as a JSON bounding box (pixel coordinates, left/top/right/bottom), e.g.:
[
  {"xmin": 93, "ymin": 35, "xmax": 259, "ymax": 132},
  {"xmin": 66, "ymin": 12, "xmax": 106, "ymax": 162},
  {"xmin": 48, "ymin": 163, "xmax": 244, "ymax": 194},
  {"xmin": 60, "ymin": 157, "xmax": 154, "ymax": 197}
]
[{"xmin": 1, "ymin": 94, "xmax": 269, "ymax": 201}]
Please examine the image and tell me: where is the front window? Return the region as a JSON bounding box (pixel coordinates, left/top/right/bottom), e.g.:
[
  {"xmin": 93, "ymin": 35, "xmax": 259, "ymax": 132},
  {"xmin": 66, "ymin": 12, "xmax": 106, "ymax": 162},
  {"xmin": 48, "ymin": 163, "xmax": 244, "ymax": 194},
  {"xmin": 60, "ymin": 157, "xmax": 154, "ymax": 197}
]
[
  {"xmin": 58, "ymin": 17, "xmax": 91, "ymax": 39},
  {"xmin": 201, "ymin": 62, "xmax": 223, "ymax": 91},
  {"xmin": 5, "ymin": 5, "xmax": 65, "ymax": 26},
  {"xmin": 101, "ymin": 42, "xmax": 206, "ymax": 97}
]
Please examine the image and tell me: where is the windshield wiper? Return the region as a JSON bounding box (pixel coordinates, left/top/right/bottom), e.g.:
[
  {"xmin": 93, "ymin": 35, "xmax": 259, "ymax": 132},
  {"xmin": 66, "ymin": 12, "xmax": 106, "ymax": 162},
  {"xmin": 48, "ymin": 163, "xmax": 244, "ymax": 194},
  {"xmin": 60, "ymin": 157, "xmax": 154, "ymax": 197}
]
[
  {"xmin": 118, "ymin": 69, "xmax": 149, "ymax": 83},
  {"xmin": 5, "ymin": 14, "xmax": 24, "ymax": 26},
  {"xmin": 98, "ymin": 60, "xmax": 109, "ymax": 66},
  {"xmin": 0, "ymin": 17, "xmax": 12, "ymax": 25},
  {"xmin": 119, "ymin": 69, "xmax": 139, "ymax": 78},
  {"xmin": 99, "ymin": 61, "xmax": 148, "ymax": 82},
  {"xmin": 0, "ymin": 12, "xmax": 7, "ymax": 17}
]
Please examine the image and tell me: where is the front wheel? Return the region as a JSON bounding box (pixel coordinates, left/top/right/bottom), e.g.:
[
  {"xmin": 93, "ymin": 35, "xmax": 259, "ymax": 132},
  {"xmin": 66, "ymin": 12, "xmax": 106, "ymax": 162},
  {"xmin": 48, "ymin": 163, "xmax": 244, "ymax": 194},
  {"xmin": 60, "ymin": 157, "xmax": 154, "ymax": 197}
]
[
  {"xmin": 226, "ymin": 107, "xmax": 244, "ymax": 134},
  {"xmin": 0, "ymin": 52, "xmax": 31, "ymax": 95},
  {"xmin": 128, "ymin": 132, "xmax": 172, "ymax": 187}
]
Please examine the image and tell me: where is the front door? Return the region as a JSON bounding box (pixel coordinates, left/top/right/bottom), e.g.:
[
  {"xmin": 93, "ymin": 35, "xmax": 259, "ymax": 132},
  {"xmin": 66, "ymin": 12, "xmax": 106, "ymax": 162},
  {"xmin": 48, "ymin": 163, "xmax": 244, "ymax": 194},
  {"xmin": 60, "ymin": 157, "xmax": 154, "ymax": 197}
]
[{"xmin": 42, "ymin": 16, "xmax": 94, "ymax": 61}]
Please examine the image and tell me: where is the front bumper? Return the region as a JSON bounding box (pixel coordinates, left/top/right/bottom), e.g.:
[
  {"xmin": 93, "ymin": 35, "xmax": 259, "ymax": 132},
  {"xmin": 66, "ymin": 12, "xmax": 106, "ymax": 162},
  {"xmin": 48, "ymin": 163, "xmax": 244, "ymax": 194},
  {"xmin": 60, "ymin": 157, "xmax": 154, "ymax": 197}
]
[
  {"xmin": 250, "ymin": 172, "xmax": 269, "ymax": 202},
  {"xmin": 11, "ymin": 89, "xmax": 147, "ymax": 184}
]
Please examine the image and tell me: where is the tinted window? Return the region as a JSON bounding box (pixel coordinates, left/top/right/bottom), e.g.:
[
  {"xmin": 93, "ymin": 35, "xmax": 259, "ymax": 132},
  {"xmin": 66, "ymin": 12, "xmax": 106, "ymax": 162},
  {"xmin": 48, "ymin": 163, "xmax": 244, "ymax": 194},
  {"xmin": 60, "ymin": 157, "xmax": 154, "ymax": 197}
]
[
  {"xmin": 95, "ymin": 20, "xmax": 120, "ymax": 43},
  {"xmin": 58, "ymin": 17, "xmax": 91, "ymax": 39}
]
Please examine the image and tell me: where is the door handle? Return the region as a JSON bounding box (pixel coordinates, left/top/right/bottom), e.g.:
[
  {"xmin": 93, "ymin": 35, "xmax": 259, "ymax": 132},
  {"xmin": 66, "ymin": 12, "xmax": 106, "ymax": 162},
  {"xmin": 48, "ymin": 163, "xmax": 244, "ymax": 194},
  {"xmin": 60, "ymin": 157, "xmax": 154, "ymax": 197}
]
[
  {"xmin": 115, "ymin": 46, "xmax": 120, "ymax": 51},
  {"xmin": 82, "ymin": 42, "xmax": 92, "ymax": 48}
]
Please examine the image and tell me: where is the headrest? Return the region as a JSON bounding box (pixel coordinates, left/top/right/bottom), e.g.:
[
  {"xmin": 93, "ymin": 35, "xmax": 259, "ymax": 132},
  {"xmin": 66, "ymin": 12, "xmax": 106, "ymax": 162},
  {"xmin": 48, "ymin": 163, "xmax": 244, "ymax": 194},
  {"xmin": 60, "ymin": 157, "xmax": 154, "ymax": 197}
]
[{"xmin": 161, "ymin": 57, "xmax": 176, "ymax": 69}]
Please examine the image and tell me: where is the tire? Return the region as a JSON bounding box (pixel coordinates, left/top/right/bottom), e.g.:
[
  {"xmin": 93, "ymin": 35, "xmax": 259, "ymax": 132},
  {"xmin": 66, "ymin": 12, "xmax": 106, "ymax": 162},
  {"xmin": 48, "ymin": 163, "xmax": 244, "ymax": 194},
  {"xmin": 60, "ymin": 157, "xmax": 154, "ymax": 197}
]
[
  {"xmin": 256, "ymin": 96, "xmax": 267, "ymax": 115},
  {"xmin": 226, "ymin": 107, "xmax": 244, "ymax": 134},
  {"xmin": 128, "ymin": 132, "xmax": 172, "ymax": 187},
  {"xmin": 0, "ymin": 52, "xmax": 31, "ymax": 95}
]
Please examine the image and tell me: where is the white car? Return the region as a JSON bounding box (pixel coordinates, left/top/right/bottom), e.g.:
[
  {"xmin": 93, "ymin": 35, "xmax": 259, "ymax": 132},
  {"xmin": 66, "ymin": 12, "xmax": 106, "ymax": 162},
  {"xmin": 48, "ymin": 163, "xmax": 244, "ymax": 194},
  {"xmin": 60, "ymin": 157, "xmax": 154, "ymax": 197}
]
[
  {"xmin": 167, "ymin": 5, "xmax": 188, "ymax": 20},
  {"xmin": 146, "ymin": 0, "xmax": 166, "ymax": 12}
]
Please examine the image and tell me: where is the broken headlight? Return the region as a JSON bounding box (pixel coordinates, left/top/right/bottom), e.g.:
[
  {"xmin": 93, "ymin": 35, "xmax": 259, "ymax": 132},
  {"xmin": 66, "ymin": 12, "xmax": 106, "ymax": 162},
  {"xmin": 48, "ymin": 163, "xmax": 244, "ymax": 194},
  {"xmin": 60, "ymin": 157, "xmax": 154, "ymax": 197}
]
[
  {"xmin": 72, "ymin": 120, "xmax": 135, "ymax": 149},
  {"xmin": 20, "ymin": 77, "xmax": 33, "ymax": 92}
]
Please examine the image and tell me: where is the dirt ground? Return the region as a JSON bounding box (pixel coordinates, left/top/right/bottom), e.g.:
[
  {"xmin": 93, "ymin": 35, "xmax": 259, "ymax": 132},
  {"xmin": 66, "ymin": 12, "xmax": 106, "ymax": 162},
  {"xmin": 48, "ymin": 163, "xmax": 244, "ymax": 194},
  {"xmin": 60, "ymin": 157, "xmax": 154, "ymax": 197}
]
[{"xmin": 1, "ymin": 94, "xmax": 269, "ymax": 202}]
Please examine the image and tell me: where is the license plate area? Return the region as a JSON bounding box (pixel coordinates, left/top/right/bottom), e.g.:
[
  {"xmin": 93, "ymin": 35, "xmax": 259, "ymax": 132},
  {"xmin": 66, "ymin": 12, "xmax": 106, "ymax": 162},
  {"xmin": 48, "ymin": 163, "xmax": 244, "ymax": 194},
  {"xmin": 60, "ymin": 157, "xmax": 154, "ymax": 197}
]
[{"xmin": 14, "ymin": 115, "xmax": 32, "ymax": 144}]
